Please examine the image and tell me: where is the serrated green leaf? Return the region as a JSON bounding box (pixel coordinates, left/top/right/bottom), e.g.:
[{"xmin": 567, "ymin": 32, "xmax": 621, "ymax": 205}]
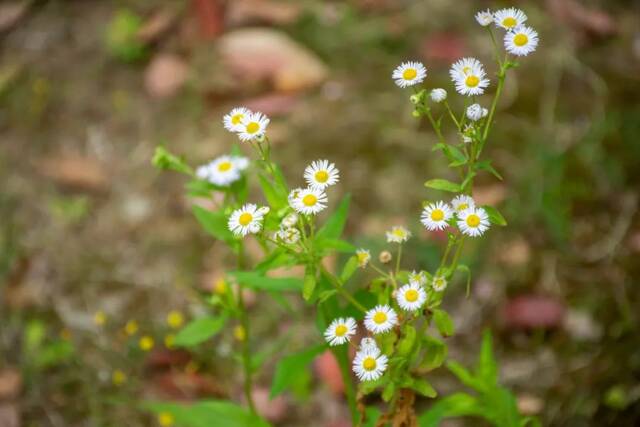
[
  {"xmin": 174, "ymin": 315, "xmax": 227, "ymax": 347},
  {"xmin": 316, "ymin": 194, "xmax": 351, "ymax": 240},
  {"xmin": 482, "ymin": 205, "xmax": 507, "ymax": 226},
  {"xmin": 192, "ymin": 206, "xmax": 234, "ymax": 241},
  {"xmin": 230, "ymin": 271, "xmax": 303, "ymax": 292},
  {"xmin": 424, "ymin": 179, "xmax": 461, "ymax": 193},
  {"xmin": 433, "ymin": 309, "xmax": 455, "ymax": 338},
  {"xmin": 270, "ymin": 344, "xmax": 325, "ymax": 398}
]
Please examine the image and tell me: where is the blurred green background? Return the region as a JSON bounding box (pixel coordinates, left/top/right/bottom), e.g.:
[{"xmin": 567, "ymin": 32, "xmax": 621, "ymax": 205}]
[{"xmin": 1, "ymin": 0, "xmax": 639, "ymax": 426}]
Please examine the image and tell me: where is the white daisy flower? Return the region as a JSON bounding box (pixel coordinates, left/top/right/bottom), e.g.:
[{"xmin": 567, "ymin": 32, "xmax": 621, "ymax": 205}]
[
  {"xmin": 356, "ymin": 249, "xmax": 371, "ymax": 268},
  {"xmin": 493, "ymin": 7, "xmax": 527, "ymax": 30},
  {"xmin": 281, "ymin": 213, "xmax": 298, "ymax": 228},
  {"xmin": 386, "ymin": 226, "xmax": 411, "ymax": 243},
  {"xmin": 475, "ymin": 9, "xmax": 494, "ymax": 26},
  {"xmin": 276, "ymin": 227, "xmax": 300, "ymax": 244},
  {"xmin": 396, "ymin": 282, "xmax": 427, "ymax": 312},
  {"xmin": 421, "ymin": 201, "xmax": 453, "ymax": 231},
  {"xmin": 359, "ymin": 337, "xmax": 379, "ymax": 351},
  {"xmin": 223, "ymin": 107, "xmax": 251, "ymax": 133},
  {"xmin": 196, "ymin": 155, "xmax": 249, "ymax": 187},
  {"xmin": 451, "ymin": 195, "xmax": 475, "ymax": 213},
  {"xmin": 430, "ymin": 88, "xmax": 447, "ymax": 103},
  {"xmin": 291, "ymin": 187, "xmax": 328, "ymax": 215},
  {"xmin": 353, "ymin": 346, "xmax": 388, "ymax": 382},
  {"xmin": 392, "ymin": 61, "xmax": 427, "ymax": 88},
  {"xmin": 324, "ymin": 317, "xmax": 357, "ymax": 346},
  {"xmin": 304, "ymin": 159, "xmax": 340, "ymax": 190},
  {"xmin": 238, "ymin": 111, "xmax": 270, "ymax": 141},
  {"xmin": 466, "ymin": 104, "xmax": 488, "ymax": 122},
  {"xmin": 408, "ymin": 270, "xmax": 427, "ymax": 286},
  {"xmin": 450, "ymin": 58, "xmax": 490, "ymax": 96},
  {"xmin": 504, "ymin": 25, "xmax": 539, "ymax": 57},
  {"xmin": 431, "ymin": 275, "xmax": 447, "ymax": 292},
  {"xmin": 364, "ymin": 305, "xmax": 398, "ymax": 334},
  {"xmin": 457, "ymin": 207, "xmax": 490, "ymax": 237},
  {"xmin": 228, "ymin": 203, "xmax": 267, "ymax": 237}
]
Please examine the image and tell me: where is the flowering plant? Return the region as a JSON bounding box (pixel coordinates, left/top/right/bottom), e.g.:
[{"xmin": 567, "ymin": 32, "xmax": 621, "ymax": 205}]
[{"xmin": 149, "ymin": 7, "xmax": 540, "ymax": 427}]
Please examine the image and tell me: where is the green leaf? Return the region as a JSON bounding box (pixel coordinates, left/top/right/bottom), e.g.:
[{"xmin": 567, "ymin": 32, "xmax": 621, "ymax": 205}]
[
  {"xmin": 418, "ymin": 393, "xmax": 484, "ymax": 427},
  {"xmin": 174, "ymin": 315, "xmax": 227, "ymax": 347},
  {"xmin": 433, "ymin": 309, "xmax": 455, "ymax": 338},
  {"xmin": 316, "ymin": 194, "xmax": 351, "ymax": 240},
  {"xmin": 382, "ymin": 381, "xmax": 396, "ymax": 402},
  {"xmin": 318, "ymin": 289, "xmax": 337, "ymax": 303},
  {"xmin": 34, "ymin": 340, "xmax": 75, "ymax": 368},
  {"xmin": 258, "ymin": 174, "xmax": 286, "ymax": 210},
  {"xmin": 254, "ymin": 250, "xmax": 295, "ymax": 274},
  {"xmin": 411, "ymin": 378, "xmax": 438, "ymax": 398},
  {"xmin": 476, "ymin": 160, "xmax": 503, "ymax": 180},
  {"xmin": 419, "ymin": 335, "xmax": 448, "ymax": 372},
  {"xmin": 339, "ymin": 256, "xmax": 359, "ymax": 283},
  {"xmin": 478, "ymin": 329, "xmax": 498, "ymax": 386},
  {"xmin": 315, "ymin": 238, "xmax": 356, "ymax": 252},
  {"xmin": 192, "ymin": 206, "xmax": 234, "ymax": 241},
  {"xmin": 302, "ymin": 268, "xmax": 316, "ymax": 301},
  {"xmin": 397, "ymin": 325, "xmax": 417, "ymax": 356},
  {"xmin": 270, "ymin": 344, "xmax": 325, "ymax": 398},
  {"xmin": 424, "ymin": 179, "xmax": 461, "ymax": 193},
  {"xmin": 145, "ymin": 400, "xmax": 270, "ymax": 427},
  {"xmin": 230, "ymin": 271, "xmax": 303, "ymax": 292},
  {"xmin": 152, "ymin": 146, "xmax": 193, "ymax": 175},
  {"xmin": 448, "ymin": 145, "xmax": 468, "ymax": 165},
  {"xmin": 482, "ymin": 205, "xmax": 507, "ymax": 226},
  {"xmin": 460, "ymin": 172, "xmax": 476, "ymax": 191},
  {"xmin": 446, "ymin": 361, "xmax": 484, "ymax": 392}
]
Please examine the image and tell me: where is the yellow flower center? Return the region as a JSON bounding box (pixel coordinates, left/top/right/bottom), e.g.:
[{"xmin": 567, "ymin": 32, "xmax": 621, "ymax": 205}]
[
  {"xmin": 158, "ymin": 413, "xmax": 174, "ymax": 427},
  {"xmin": 231, "ymin": 114, "xmax": 244, "ymax": 125},
  {"xmin": 357, "ymin": 252, "xmax": 369, "ymax": 264},
  {"xmin": 466, "ymin": 214, "xmax": 481, "ymax": 227},
  {"xmin": 125, "ymin": 320, "xmax": 138, "ymax": 336},
  {"xmin": 217, "ymin": 161, "xmax": 232, "ymax": 172},
  {"xmin": 393, "ymin": 229, "xmax": 405, "ymax": 237},
  {"xmin": 239, "ymin": 212, "xmax": 253, "ymax": 226},
  {"xmin": 167, "ymin": 311, "xmax": 184, "ymax": 329},
  {"xmin": 303, "ymin": 194, "xmax": 317, "ymax": 206},
  {"xmin": 430, "ymin": 209, "xmax": 444, "ymax": 221},
  {"xmin": 465, "ymin": 75, "xmax": 480, "ymax": 87},
  {"xmin": 402, "ymin": 68, "xmax": 417, "ymax": 80},
  {"xmin": 315, "ymin": 170, "xmax": 329, "ymax": 183},
  {"xmin": 246, "ymin": 122, "xmax": 260, "ymax": 134},
  {"xmin": 405, "ymin": 289, "xmax": 419, "ymax": 302},
  {"xmin": 234, "ymin": 325, "xmax": 246, "ymax": 341},
  {"xmin": 502, "ymin": 17, "xmax": 517, "ymax": 28},
  {"xmin": 457, "ymin": 203, "xmax": 468, "ymax": 211},
  {"xmin": 139, "ymin": 336, "xmax": 154, "ymax": 351},
  {"xmin": 335, "ymin": 324, "xmax": 348, "ymax": 337},
  {"xmin": 373, "ymin": 311, "xmax": 387, "ymax": 324},
  {"xmin": 513, "ymin": 33, "xmax": 528, "ymax": 46},
  {"xmin": 363, "ymin": 357, "xmax": 377, "ymax": 371}
]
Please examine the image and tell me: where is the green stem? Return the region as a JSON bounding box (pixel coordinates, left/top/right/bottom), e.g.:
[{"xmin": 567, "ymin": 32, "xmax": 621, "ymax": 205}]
[
  {"xmin": 443, "ymin": 100, "xmax": 461, "ymax": 130},
  {"xmin": 236, "ymin": 243, "xmax": 256, "ymax": 415},
  {"xmin": 447, "ymin": 237, "xmax": 466, "ymax": 277},
  {"xmin": 321, "ymin": 266, "xmax": 367, "ymax": 313},
  {"xmin": 395, "ymin": 243, "xmax": 403, "ymax": 275}
]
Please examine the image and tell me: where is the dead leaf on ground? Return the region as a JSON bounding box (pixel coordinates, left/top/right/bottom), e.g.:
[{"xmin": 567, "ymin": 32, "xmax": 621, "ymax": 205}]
[
  {"xmin": 314, "ymin": 350, "xmax": 344, "ymax": 396},
  {"xmin": 144, "ymin": 53, "xmax": 190, "ymax": 99},
  {"xmin": 502, "ymin": 295, "xmax": 565, "ymax": 330},
  {"xmin": 0, "ymin": 403, "xmax": 19, "ymax": 427},
  {"xmin": 37, "ymin": 154, "xmax": 109, "ymax": 193},
  {"xmin": 546, "ymin": 0, "xmax": 616, "ymax": 37},
  {"xmin": 0, "ymin": 369, "xmax": 22, "ymax": 400},
  {"xmin": 251, "ymin": 386, "xmax": 288, "ymax": 422},
  {"xmin": 244, "ymin": 93, "xmax": 300, "ymax": 116},
  {"xmin": 226, "ymin": 0, "xmax": 301, "ymax": 26},
  {"xmin": 218, "ymin": 28, "xmax": 329, "ymax": 92},
  {"xmin": 137, "ymin": 7, "xmax": 181, "ymax": 44},
  {"xmin": 420, "ymin": 32, "xmax": 467, "ymax": 63}
]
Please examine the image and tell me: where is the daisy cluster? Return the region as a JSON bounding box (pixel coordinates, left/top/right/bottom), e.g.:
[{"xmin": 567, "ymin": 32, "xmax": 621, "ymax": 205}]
[
  {"xmin": 480, "ymin": 8, "xmax": 540, "ymax": 57},
  {"xmin": 323, "ymin": 270, "xmax": 448, "ymax": 382},
  {"xmin": 287, "ymin": 159, "xmax": 340, "ymax": 216},
  {"xmin": 223, "ymin": 107, "xmax": 270, "ymax": 142},
  {"xmin": 421, "ymin": 195, "xmax": 490, "ymax": 237}
]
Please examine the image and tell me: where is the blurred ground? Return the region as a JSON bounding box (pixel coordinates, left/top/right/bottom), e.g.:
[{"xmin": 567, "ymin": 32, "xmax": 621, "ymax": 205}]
[{"xmin": 1, "ymin": 0, "xmax": 640, "ymax": 426}]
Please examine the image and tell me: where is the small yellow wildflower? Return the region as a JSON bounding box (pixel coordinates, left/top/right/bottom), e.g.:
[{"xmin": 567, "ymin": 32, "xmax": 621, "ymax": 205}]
[
  {"xmin": 94, "ymin": 311, "xmax": 107, "ymax": 326},
  {"xmin": 233, "ymin": 325, "xmax": 246, "ymax": 342},
  {"xmin": 139, "ymin": 335, "xmax": 154, "ymax": 351},
  {"xmin": 124, "ymin": 320, "xmax": 139, "ymax": 336},
  {"xmin": 166, "ymin": 311, "xmax": 184, "ymax": 329},
  {"xmin": 112, "ymin": 369, "xmax": 127, "ymax": 386},
  {"xmin": 214, "ymin": 278, "xmax": 227, "ymax": 295},
  {"xmin": 158, "ymin": 412, "xmax": 174, "ymax": 426}
]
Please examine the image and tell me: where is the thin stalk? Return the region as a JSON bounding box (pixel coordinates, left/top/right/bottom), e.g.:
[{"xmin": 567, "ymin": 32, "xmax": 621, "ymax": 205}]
[
  {"xmin": 395, "ymin": 244, "xmax": 403, "ymax": 275},
  {"xmin": 321, "ymin": 266, "xmax": 367, "ymax": 313},
  {"xmin": 236, "ymin": 243, "xmax": 256, "ymax": 414}
]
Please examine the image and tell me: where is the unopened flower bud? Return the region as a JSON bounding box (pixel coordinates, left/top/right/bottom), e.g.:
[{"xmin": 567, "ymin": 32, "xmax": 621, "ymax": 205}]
[
  {"xmin": 379, "ymin": 250, "xmax": 392, "ymax": 264},
  {"xmin": 412, "ymin": 110, "xmax": 421, "ymax": 118}
]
